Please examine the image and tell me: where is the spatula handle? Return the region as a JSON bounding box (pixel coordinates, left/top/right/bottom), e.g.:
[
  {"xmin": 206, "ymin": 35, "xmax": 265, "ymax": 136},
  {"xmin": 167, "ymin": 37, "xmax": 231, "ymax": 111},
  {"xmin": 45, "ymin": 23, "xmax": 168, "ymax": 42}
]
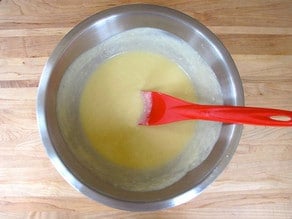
[{"xmin": 181, "ymin": 104, "xmax": 292, "ymax": 126}]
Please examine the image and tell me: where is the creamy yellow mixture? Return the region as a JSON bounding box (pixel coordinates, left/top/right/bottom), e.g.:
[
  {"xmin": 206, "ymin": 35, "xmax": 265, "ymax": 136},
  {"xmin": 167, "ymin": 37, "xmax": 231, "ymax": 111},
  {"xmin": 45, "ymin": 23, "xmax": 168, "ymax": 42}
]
[
  {"xmin": 57, "ymin": 27, "xmax": 223, "ymax": 191},
  {"xmin": 79, "ymin": 51, "xmax": 196, "ymax": 170}
]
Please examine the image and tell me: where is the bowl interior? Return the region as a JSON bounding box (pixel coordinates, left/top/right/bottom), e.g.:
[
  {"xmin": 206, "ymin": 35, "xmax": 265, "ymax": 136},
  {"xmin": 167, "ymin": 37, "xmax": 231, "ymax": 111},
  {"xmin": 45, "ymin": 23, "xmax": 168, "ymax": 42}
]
[{"xmin": 38, "ymin": 5, "xmax": 244, "ymax": 211}]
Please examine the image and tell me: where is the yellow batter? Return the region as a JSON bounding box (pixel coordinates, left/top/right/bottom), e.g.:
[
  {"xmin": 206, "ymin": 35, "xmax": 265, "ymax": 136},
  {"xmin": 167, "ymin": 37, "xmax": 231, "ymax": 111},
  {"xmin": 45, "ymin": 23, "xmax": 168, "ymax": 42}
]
[{"xmin": 79, "ymin": 51, "xmax": 196, "ymax": 170}]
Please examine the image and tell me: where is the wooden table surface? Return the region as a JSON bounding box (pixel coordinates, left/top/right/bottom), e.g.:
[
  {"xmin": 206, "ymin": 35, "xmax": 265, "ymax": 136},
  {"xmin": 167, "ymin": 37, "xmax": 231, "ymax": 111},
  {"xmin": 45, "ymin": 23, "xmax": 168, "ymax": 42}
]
[{"xmin": 1, "ymin": 0, "xmax": 291, "ymax": 218}]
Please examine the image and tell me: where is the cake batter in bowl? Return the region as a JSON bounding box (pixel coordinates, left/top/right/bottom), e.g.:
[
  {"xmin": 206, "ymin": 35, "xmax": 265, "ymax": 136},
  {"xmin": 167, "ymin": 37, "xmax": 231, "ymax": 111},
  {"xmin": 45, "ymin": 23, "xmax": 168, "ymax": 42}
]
[{"xmin": 37, "ymin": 4, "xmax": 244, "ymax": 211}]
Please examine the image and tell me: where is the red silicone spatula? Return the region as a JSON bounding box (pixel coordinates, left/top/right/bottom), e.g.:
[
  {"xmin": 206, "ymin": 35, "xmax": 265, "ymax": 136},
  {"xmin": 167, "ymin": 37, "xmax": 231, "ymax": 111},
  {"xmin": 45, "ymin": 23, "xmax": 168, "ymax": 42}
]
[{"xmin": 139, "ymin": 91, "xmax": 292, "ymax": 126}]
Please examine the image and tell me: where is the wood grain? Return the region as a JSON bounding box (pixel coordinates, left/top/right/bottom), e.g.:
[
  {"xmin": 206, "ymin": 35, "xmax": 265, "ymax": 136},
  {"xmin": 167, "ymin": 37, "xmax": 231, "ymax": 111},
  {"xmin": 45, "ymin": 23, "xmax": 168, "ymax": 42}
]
[{"xmin": 0, "ymin": 0, "xmax": 291, "ymax": 218}]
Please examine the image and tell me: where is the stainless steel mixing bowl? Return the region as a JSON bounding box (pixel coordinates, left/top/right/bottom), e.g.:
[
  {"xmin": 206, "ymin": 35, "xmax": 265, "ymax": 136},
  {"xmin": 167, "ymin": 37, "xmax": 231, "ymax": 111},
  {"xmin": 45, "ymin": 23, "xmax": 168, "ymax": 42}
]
[{"xmin": 37, "ymin": 4, "xmax": 244, "ymax": 211}]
